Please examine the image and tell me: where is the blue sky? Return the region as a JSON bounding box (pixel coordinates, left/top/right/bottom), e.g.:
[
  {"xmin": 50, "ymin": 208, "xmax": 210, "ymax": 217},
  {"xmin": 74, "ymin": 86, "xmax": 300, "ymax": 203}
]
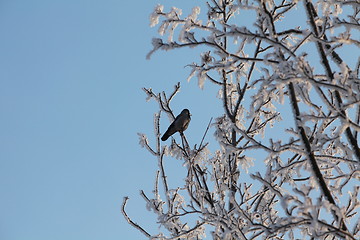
[
  {"xmin": 0, "ymin": 1, "xmax": 222, "ymax": 239},
  {"xmin": 1, "ymin": 1, "xmax": 358, "ymax": 240}
]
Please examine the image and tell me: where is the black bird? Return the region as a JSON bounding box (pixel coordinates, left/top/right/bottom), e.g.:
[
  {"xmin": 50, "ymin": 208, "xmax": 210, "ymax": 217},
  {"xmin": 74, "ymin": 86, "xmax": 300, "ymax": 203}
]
[{"xmin": 161, "ymin": 109, "xmax": 191, "ymax": 141}]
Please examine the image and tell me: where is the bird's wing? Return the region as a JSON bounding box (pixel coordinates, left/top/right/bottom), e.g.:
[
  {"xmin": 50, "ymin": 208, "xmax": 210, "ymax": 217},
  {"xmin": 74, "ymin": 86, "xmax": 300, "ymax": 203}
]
[
  {"xmin": 161, "ymin": 121, "xmax": 176, "ymax": 141},
  {"xmin": 173, "ymin": 113, "xmax": 182, "ymax": 122}
]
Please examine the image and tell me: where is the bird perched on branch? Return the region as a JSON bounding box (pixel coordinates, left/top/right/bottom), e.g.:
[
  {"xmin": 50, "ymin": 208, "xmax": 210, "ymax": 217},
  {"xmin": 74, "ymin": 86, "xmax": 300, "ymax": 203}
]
[{"xmin": 161, "ymin": 109, "xmax": 191, "ymax": 141}]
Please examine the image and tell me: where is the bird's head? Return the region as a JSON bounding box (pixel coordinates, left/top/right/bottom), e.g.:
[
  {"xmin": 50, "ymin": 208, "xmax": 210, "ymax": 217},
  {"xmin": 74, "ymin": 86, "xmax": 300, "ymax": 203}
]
[{"xmin": 182, "ymin": 109, "xmax": 191, "ymax": 116}]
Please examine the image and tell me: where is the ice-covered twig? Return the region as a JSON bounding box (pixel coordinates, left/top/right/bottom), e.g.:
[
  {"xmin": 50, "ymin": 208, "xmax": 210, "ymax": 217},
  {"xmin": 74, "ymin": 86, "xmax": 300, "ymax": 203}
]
[{"xmin": 121, "ymin": 197, "xmax": 151, "ymax": 238}]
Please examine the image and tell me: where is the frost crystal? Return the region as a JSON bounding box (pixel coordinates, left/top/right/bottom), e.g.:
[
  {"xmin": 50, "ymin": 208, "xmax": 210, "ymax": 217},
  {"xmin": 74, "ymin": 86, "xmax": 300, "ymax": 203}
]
[{"xmin": 150, "ymin": 4, "xmax": 164, "ymax": 27}]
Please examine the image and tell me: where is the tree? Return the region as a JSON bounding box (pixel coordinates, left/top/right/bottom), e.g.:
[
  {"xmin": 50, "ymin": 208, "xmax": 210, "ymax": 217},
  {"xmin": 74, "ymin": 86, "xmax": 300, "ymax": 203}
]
[{"xmin": 122, "ymin": 0, "xmax": 360, "ymax": 239}]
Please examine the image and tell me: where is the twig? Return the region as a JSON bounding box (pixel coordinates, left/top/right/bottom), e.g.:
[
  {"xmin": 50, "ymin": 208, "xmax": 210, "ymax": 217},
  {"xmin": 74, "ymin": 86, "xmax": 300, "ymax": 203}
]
[
  {"xmin": 121, "ymin": 197, "xmax": 151, "ymax": 238},
  {"xmin": 199, "ymin": 117, "xmax": 213, "ymax": 150}
]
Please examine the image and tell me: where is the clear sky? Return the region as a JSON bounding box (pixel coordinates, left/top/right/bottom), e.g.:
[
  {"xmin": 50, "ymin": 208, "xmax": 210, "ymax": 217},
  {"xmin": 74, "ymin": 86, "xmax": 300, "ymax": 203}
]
[
  {"xmin": 0, "ymin": 1, "xmax": 222, "ymax": 239},
  {"xmin": 1, "ymin": 1, "xmax": 358, "ymax": 240}
]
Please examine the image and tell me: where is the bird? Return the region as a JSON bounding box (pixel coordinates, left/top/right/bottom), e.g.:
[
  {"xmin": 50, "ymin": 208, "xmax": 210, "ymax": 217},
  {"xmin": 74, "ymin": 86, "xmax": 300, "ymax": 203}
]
[{"xmin": 161, "ymin": 109, "xmax": 191, "ymax": 141}]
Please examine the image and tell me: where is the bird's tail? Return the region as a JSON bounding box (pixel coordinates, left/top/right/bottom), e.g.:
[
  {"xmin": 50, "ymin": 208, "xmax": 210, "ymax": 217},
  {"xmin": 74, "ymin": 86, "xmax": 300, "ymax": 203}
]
[{"xmin": 161, "ymin": 130, "xmax": 171, "ymax": 141}]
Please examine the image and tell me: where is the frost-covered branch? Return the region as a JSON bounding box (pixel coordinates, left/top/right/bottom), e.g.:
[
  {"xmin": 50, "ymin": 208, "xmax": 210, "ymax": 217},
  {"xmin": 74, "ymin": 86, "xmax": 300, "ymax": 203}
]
[{"xmin": 122, "ymin": 197, "xmax": 151, "ymax": 238}]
